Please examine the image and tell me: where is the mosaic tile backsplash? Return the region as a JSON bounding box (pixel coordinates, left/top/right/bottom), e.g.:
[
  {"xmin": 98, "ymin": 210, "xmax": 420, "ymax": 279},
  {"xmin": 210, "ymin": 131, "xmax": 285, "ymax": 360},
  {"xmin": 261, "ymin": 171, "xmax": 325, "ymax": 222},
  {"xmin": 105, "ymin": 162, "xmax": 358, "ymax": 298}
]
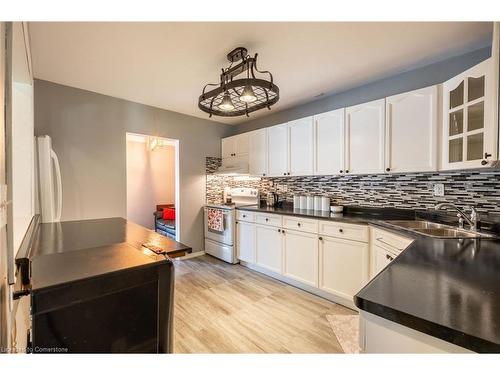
[{"xmin": 206, "ymin": 157, "xmax": 500, "ymax": 217}]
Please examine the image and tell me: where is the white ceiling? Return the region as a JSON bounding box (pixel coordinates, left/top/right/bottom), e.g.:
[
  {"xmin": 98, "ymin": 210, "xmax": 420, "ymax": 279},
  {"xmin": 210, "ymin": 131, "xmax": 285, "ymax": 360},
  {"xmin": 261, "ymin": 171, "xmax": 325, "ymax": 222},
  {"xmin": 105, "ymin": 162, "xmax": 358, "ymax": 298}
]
[{"xmin": 29, "ymin": 22, "xmax": 492, "ymax": 125}]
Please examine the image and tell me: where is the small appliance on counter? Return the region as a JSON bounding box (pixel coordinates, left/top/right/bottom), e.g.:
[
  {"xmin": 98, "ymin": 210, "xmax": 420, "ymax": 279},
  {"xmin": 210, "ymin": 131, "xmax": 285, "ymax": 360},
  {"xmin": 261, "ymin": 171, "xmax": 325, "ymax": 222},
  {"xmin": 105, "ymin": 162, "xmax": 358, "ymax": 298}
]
[
  {"xmin": 266, "ymin": 192, "xmax": 283, "ymax": 207},
  {"xmin": 204, "ymin": 188, "xmax": 259, "ymax": 264}
]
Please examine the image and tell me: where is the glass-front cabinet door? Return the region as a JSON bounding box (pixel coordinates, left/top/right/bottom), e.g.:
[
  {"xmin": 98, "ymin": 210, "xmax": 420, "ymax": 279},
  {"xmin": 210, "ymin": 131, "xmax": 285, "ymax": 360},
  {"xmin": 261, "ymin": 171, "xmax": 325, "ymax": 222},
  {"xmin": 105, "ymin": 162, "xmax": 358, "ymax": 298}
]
[{"xmin": 442, "ymin": 58, "xmax": 496, "ymax": 170}]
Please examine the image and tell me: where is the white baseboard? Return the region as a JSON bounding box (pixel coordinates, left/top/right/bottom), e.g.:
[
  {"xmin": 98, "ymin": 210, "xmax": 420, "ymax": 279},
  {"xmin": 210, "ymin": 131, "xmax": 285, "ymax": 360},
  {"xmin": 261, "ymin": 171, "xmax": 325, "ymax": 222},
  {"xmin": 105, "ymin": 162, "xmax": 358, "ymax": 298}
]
[
  {"xmin": 177, "ymin": 251, "xmax": 206, "ymax": 260},
  {"xmin": 240, "ymin": 261, "xmax": 357, "ymax": 311}
]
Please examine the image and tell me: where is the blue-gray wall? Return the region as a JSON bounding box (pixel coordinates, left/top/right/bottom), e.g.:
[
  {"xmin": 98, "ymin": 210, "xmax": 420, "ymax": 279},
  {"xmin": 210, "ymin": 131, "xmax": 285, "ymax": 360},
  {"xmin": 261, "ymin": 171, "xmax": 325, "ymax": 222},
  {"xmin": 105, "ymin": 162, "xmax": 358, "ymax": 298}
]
[{"xmin": 232, "ymin": 46, "xmax": 491, "ymax": 134}]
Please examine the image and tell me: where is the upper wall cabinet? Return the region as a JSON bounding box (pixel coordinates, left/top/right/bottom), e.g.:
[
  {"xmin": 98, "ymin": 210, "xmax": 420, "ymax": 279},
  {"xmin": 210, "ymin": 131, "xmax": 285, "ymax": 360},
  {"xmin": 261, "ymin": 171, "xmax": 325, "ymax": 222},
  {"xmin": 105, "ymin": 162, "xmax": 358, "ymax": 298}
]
[
  {"xmin": 248, "ymin": 128, "xmax": 268, "ymax": 177},
  {"xmin": 222, "ymin": 133, "xmax": 249, "ymax": 159},
  {"xmin": 314, "ymin": 108, "xmax": 345, "ymax": 175},
  {"xmin": 385, "ymin": 85, "xmax": 438, "ymax": 173},
  {"xmin": 345, "ymin": 99, "xmax": 385, "ymax": 174},
  {"xmin": 288, "ymin": 117, "xmax": 314, "ymax": 176},
  {"xmin": 267, "ymin": 123, "xmax": 289, "ymax": 176},
  {"xmin": 442, "ymin": 58, "xmax": 497, "ymax": 170}
]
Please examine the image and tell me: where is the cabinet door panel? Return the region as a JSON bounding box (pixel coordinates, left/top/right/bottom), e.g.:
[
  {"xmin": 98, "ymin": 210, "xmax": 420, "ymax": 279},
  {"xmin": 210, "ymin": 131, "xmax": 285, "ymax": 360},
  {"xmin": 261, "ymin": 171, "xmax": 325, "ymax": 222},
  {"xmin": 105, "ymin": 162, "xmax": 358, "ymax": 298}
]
[
  {"xmin": 442, "ymin": 58, "xmax": 496, "ymax": 169},
  {"xmin": 237, "ymin": 221, "xmax": 255, "ymax": 263},
  {"xmin": 289, "ymin": 117, "xmax": 314, "ymax": 176},
  {"xmin": 314, "ymin": 109, "xmax": 345, "ymax": 175},
  {"xmin": 255, "ymin": 225, "xmax": 283, "ymax": 274},
  {"xmin": 267, "ymin": 124, "xmax": 289, "ymax": 177},
  {"xmin": 235, "ymin": 133, "xmax": 249, "ymax": 155},
  {"xmin": 283, "ymin": 229, "xmax": 318, "ymax": 287},
  {"xmin": 373, "ymin": 245, "xmax": 397, "ymax": 277},
  {"xmin": 386, "ymin": 86, "xmax": 438, "ymax": 173},
  {"xmin": 249, "ymin": 129, "xmax": 268, "ymax": 176},
  {"xmin": 221, "ymin": 137, "xmax": 234, "ymax": 158},
  {"xmin": 345, "ymin": 99, "xmax": 385, "ymax": 174},
  {"xmin": 320, "ymin": 236, "xmax": 369, "ymax": 300}
]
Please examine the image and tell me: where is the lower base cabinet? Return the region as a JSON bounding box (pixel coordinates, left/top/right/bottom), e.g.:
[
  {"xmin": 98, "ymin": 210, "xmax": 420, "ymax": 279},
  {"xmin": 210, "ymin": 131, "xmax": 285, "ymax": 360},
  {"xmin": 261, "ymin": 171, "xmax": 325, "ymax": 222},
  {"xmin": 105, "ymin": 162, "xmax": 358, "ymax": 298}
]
[
  {"xmin": 255, "ymin": 224, "xmax": 283, "ymax": 274},
  {"xmin": 359, "ymin": 311, "xmax": 472, "ymax": 353},
  {"xmin": 236, "ymin": 221, "xmax": 256, "ymax": 263},
  {"xmin": 372, "ymin": 244, "xmax": 398, "ymax": 276},
  {"xmin": 319, "ymin": 236, "xmax": 369, "ymax": 301},
  {"xmin": 235, "ymin": 211, "xmax": 372, "ymax": 309},
  {"xmin": 283, "ymin": 229, "xmax": 319, "ymax": 287}
]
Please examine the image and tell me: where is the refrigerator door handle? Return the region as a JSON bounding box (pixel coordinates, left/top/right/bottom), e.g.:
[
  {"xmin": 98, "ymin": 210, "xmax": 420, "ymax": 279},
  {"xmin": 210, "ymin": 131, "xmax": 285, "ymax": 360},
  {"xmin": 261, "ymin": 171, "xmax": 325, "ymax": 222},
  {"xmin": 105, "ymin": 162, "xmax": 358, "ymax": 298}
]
[{"xmin": 50, "ymin": 149, "xmax": 63, "ymax": 222}]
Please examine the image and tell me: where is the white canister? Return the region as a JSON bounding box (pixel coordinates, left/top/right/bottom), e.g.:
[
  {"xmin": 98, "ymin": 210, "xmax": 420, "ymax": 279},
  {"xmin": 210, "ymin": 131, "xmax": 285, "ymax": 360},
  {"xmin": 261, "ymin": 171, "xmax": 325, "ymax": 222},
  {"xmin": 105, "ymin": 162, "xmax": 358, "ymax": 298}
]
[
  {"xmin": 293, "ymin": 195, "xmax": 301, "ymax": 209},
  {"xmin": 307, "ymin": 196, "xmax": 314, "ymax": 210},
  {"xmin": 314, "ymin": 196, "xmax": 322, "ymax": 211},
  {"xmin": 299, "ymin": 195, "xmax": 307, "ymax": 209},
  {"xmin": 321, "ymin": 196, "xmax": 330, "ymax": 211}
]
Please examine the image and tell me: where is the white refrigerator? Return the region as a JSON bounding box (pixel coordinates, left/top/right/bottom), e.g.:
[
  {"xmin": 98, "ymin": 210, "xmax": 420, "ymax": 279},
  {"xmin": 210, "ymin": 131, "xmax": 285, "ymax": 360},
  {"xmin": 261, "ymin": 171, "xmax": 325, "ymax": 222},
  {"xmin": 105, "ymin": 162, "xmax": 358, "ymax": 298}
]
[{"xmin": 36, "ymin": 135, "xmax": 62, "ymax": 223}]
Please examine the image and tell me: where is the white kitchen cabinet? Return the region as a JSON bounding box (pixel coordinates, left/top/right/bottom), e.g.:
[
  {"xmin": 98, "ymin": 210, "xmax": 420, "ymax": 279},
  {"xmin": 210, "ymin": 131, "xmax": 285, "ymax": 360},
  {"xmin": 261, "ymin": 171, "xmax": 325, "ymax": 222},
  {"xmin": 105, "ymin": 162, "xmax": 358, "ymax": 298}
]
[
  {"xmin": 236, "ymin": 221, "xmax": 256, "ymax": 263},
  {"xmin": 314, "ymin": 108, "xmax": 345, "ymax": 175},
  {"xmin": 360, "ymin": 311, "xmax": 472, "ymax": 353},
  {"xmin": 345, "ymin": 99, "xmax": 385, "ymax": 174},
  {"xmin": 222, "ymin": 133, "xmax": 249, "ymax": 158},
  {"xmin": 385, "ymin": 85, "xmax": 438, "ymax": 173},
  {"xmin": 255, "ymin": 224, "xmax": 283, "ymax": 274},
  {"xmin": 442, "ymin": 58, "xmax": 497, "ymax": 170},
  {"xmin": 267, "ymin": 124, "xmax": 289, "ymax": 177},
  {"xmin": 372, "ymin": 245, "xmax": 398, "ymax": 277},
  {"xmin": 319, "ymin": 236, "xmax": 369, "ymax": 301},
  {"xmin": 248, "ymin": 128, "xmax": 268, "ymax": 176},
  {"xmin": 370, "ymin": 227, "xmax": 412, "ymax": 279},
  {"xmin": 283, "ymin": 229, "xmax": 318, "ymax": 287},
  {"xmin": 288, "ymin": 117, "xmax": 314, "ymax": 176}
]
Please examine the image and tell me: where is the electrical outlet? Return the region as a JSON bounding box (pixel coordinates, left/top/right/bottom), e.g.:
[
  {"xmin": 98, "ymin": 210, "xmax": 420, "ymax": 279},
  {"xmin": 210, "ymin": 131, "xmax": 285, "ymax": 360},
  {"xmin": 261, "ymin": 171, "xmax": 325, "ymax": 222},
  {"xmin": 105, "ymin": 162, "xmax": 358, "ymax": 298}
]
[{"xmin": 433, "ymin": 183, "xmax": 445, "ymax": 197}]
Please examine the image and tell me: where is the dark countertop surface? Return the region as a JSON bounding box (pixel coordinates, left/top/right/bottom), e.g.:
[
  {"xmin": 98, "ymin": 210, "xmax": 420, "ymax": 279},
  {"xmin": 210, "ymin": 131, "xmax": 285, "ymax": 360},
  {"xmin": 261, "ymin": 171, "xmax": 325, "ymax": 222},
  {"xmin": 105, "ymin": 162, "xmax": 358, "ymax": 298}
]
[
  {"xmin": 237, "ymin": 204, "xmax": 500, "ymax": 352},
  {"xmin": 236, "ymin": 204, "xmax": 416, "ymax": 223},
  {"xmin": 20, "ymin": 217, "xmax": 191, "ymax": 292}
]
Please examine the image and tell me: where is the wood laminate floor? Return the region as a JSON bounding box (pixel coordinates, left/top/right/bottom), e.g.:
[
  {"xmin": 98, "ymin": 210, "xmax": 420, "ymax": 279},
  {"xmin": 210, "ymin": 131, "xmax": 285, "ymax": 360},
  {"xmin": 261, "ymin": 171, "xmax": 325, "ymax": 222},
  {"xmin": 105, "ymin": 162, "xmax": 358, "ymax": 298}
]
[{"xmin": 172, "ymin": 255, "xmax": 356, "ymax": 353}]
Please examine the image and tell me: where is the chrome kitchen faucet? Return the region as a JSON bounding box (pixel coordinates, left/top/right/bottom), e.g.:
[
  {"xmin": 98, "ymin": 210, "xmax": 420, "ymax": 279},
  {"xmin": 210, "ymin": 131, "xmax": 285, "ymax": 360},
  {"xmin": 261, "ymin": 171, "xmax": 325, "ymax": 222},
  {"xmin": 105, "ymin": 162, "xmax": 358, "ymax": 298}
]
[{"xmin": 435, "ymin": 203, "xmax": 479, "ymax": 231}]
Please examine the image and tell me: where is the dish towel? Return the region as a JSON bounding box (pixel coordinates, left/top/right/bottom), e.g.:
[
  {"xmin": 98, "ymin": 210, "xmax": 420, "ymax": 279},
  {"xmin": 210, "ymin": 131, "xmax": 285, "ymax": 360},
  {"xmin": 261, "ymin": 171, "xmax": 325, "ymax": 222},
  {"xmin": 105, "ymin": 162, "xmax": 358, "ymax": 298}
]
[{"xmin": 207, "ymin": 208, "xmax": 224, "ymax": 231}]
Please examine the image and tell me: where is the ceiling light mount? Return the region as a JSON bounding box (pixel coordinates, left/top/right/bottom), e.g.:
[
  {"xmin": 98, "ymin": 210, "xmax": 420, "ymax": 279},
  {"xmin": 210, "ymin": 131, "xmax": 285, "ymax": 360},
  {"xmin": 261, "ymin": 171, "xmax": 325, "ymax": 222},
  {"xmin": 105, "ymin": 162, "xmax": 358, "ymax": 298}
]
[{"xmin": 198, "ymin": 47, "xmax": 279, "ymax": 118}]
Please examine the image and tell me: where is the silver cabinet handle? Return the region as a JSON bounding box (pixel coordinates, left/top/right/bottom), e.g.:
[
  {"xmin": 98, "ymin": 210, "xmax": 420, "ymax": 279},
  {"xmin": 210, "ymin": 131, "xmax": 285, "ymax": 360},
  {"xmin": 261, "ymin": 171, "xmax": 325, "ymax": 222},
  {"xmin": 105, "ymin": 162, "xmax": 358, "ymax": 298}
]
[{"xmin": 376, "ymin": 237, "xmax": 403, "ymax": 251}]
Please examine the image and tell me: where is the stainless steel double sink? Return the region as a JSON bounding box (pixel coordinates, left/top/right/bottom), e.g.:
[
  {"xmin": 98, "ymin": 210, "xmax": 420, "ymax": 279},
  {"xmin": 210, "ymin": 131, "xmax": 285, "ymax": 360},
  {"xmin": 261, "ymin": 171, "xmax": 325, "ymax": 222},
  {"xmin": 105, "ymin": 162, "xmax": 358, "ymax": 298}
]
[{"xmin": 384, "ymin": 220, "xmax": 497, "ymax": 239}]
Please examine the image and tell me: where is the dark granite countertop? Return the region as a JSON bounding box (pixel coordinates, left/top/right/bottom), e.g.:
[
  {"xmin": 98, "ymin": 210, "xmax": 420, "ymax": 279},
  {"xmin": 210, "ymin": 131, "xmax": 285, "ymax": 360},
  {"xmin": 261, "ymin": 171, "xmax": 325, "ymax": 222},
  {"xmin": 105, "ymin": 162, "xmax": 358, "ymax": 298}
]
[
  {"xmin": 17, "ymin": 217, "xmax": 191, "ymax": 292},
  {"xmin": 236, "ymin": 204, "xmax": 416, "ymax": 224},
  {"xmin": 237, "ymin": 204, "xmax": 500, "ymax": 352}
]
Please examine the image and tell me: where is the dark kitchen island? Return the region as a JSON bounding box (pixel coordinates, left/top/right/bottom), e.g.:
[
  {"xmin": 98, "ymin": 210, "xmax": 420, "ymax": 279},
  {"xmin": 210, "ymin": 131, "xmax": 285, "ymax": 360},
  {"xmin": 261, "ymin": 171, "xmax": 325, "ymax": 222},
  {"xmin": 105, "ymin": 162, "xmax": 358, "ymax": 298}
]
[{"xmin": 14, "ymin": 216, "xmax": 191, "ymax": 353}]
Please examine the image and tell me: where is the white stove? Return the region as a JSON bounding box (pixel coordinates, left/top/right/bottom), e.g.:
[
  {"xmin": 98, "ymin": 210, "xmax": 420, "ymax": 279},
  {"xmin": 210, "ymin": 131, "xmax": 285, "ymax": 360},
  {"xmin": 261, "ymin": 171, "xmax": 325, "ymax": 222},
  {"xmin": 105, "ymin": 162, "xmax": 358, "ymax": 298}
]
[{"xmin": 204, "ymin": 188, "xmax": 259, "ymax": 263}]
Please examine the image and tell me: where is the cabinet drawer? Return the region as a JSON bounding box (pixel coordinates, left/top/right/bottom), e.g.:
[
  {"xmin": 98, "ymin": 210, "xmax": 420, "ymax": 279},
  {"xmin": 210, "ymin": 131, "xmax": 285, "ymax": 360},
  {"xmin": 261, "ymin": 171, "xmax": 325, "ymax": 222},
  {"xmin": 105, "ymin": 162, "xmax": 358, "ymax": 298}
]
[
  {"xmin": 371, "ymin": 227, "xmax": 413, "ymax": 253},
  {"xmin": 255, "ymin": 213, "xmax": 282, "ymax": 227},
  {"xmin": 319, "ymin": 221, "xmax": 368, "ymax": 242},
  {"xmin": 283, "ymin": 216, "xmax": 318, "ymax": 233},
  {"xmin": 236, "ymin": 210, "xmax": 255, "ymax": 223}
]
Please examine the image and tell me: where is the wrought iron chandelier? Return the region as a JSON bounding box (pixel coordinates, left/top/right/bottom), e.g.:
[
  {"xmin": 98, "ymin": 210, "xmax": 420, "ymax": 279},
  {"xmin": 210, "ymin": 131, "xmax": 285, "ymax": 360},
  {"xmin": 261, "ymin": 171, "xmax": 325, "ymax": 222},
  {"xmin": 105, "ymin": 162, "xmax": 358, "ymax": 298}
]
[{"xmin": 198, "ymin": 47, "xmax": 279, "ymax": 117}]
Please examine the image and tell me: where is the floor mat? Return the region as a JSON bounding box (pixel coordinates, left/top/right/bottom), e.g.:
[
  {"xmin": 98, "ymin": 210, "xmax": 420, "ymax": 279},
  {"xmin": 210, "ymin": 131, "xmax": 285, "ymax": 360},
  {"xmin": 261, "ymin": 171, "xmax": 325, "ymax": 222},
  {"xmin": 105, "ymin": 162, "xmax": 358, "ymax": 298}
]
[{"xmin": 326, "ymin": 314, "xmax": 360, "ymax": 354}]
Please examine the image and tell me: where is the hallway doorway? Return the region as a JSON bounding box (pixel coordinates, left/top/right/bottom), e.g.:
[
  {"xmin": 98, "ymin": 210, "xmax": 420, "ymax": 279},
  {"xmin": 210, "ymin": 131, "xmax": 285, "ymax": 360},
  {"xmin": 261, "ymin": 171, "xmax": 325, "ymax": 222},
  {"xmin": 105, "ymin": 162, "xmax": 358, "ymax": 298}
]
[{"xmin": 126, "ymin": 133, "xmax": 180, "ymax": 241}]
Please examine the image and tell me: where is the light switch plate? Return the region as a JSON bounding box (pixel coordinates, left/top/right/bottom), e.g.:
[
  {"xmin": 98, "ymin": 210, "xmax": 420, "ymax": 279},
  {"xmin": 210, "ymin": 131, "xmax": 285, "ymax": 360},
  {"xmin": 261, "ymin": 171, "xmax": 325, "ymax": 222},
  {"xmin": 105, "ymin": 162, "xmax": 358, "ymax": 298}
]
[{"xmin": 433, "ymin": 183, "xmax": 445, "ymax": 197}]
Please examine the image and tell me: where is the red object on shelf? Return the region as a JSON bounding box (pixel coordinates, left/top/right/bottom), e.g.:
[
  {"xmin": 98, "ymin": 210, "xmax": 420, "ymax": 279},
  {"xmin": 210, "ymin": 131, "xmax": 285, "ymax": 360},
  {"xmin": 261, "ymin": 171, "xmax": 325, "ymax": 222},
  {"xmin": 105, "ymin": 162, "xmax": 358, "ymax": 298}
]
[{"xmin": 162, "ymin": 208, "xmax": 176, "ymax": 220}]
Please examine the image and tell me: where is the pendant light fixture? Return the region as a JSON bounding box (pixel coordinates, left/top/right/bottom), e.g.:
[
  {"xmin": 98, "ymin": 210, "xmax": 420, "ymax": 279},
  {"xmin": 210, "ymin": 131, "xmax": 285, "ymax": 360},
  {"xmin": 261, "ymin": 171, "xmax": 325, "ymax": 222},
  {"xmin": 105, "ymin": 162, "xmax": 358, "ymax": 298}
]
[
  {"xmin": 199, "ymin": 47, "xmax": 279, "ymax": 117},
  {"xmin": 239, "ymin": 85, "xmax": 257, "ymax": 103},
  {"xmin": 218, "ymin": 92, "xmax": 235, "ymax": 111}
]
